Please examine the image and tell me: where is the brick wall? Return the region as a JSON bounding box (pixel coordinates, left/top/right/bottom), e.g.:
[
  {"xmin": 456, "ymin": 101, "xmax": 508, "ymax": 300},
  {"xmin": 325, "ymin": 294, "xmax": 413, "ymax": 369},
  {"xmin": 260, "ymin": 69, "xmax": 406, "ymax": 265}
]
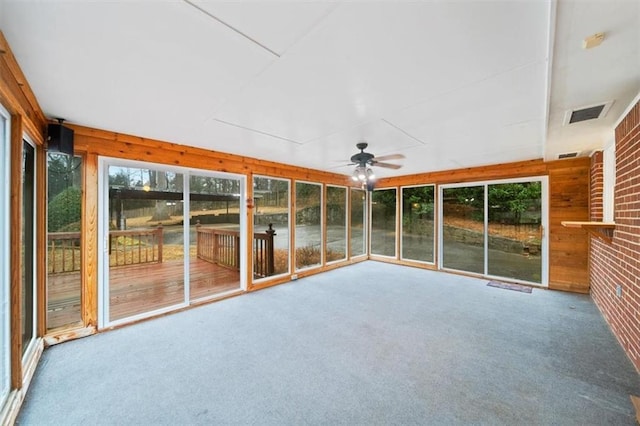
[{"xmin": 590, "ymin": 99, "xmax": 640, "ymax": 372}]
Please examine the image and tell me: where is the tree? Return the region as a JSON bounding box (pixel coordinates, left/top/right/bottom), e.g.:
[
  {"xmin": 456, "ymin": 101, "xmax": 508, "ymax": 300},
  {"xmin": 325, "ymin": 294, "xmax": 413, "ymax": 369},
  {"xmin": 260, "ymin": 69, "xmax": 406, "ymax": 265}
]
[
  {"xmin": 48, "ymin": 187, "xmax": 81, "ymax": 232},
  {"xmin": 488, "ymin": 182, "xmax": 541, "ymax": 223}
]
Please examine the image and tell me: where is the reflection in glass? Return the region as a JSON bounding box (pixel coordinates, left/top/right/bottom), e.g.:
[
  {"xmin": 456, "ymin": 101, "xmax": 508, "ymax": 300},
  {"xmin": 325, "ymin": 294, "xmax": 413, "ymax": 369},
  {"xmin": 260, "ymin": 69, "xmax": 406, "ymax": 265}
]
[
  {"xmin": 295, "ymin": 182, "xmax": 322, "ymax": 270},
  {"xmin": 0, "ymin": 111, "xmax": 8, "ymax": 405},
  {"xmin": 401, "ymin": 185, "xmax": 435, "ymax": 263},
  {"xmin": 371, "ymin": 188, "xmax": 397, "ymax": 257},
  {"xmin": 326, "ymin": 186, "xmax": 347, "ymax": 262},
  {"xmin": 108, "ymin": 166, "xmax": 185, "ymax": 321},
  {"xmin": 254, "ymin": 177, "xmax": 289, "ymax": 278},
  {"xmin": 442, "ymin": 186, "xmax": 485, "ymax": 274},
  {"xmin": 21, "ymin": 141, "xmax": 36, "ymax": 354},
  {"xmin": 350, "ymin": 189, "xmax": 366, "ymax": 257},
  {"xmin": 487, "ymin": 182, "xmax": 542, "ymax": 283},
  {"xmin": 47, "ymin": 154, "xmax": 83, "ymax": 330},
  {"xmin": 189, "ymin": 175, "xmax": 241, "ymax": 300}
]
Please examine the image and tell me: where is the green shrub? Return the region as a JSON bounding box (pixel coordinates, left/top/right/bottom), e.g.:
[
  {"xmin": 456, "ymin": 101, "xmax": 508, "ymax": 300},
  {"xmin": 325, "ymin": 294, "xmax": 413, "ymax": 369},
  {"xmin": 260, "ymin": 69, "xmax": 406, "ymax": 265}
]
[{"xmin": 48, "ymin": 187, "xmax": 81, "ymax": 232}]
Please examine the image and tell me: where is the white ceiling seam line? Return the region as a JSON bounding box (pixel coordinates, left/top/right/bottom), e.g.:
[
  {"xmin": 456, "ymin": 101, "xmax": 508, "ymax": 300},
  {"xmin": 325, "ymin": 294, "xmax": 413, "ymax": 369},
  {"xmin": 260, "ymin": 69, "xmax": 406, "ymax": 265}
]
[
  {"xmin": 380, "ymin": 119, "xmax": 428, "ymax": 146},
  {"xmin": 272, "ymin": 3, "xmax": 342, "ymax": 59},
  {"xmin": 183, "ymin": 0, "xmax": 280, "ymax": 58},
  {"xmin": 211, "ymin": 118, "xmax": 304, "ymax": 145},
  {"xmin": 387, "ymin": 59, "xmax": 549, "ymax": 121},
  {"xmin": 542, "ymin": 0, "xmax": 558, "ymax": 161}
]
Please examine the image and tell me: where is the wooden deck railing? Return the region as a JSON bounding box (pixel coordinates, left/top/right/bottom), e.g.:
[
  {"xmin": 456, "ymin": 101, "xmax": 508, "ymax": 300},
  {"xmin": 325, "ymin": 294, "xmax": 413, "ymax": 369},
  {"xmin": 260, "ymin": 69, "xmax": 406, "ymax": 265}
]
[
  {"xmin": 196, "ymin": 222, "xmax": 276, "ymax": 278},
  {"xmin": 196, "ymin": 225, "xmax": 241, "ymax": 270},
  {"xmin": 253, "ymin": 224, "xmax": 276, "ymax": 278},
  {"xmin": 109, "ymin": 226, "xmax": 163, "ymax": 267},
  {"xmin": 48, "ymin": 232, "xmax": 82, "ymax": 274},
  {"xmin": 49, "ymin": 223, "xmax": 276, "ymax": 277}
]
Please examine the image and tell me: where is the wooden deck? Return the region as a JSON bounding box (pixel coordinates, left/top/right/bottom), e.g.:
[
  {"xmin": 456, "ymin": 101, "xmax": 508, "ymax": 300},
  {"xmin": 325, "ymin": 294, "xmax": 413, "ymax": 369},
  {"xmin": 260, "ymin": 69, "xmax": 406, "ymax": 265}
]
[{"xmin": 47, "ymin": 259, "xmax": 240, "ymax": 329}]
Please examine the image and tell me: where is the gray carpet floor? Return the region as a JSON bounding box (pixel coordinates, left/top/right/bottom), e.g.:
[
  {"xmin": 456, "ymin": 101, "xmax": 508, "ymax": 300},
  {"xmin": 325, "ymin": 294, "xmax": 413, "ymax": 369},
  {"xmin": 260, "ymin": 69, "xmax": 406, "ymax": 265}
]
[{"xmin": 17, "ymin": 261, "xmax": 640, "ymax": 425}]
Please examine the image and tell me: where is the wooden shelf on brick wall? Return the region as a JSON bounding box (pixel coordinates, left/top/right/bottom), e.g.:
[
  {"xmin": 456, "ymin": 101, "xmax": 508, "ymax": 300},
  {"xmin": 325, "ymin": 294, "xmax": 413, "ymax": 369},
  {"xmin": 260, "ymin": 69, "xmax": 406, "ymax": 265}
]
[{"xmin": 561, "ymin": 221, "xmax": 616, "ymax": 243}]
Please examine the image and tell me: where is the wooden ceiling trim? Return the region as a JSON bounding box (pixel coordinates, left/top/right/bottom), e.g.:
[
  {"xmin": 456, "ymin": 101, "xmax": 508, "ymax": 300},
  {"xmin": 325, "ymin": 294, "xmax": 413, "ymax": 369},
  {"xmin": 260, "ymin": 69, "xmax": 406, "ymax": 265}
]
[
  {"xmin": 377, "ymin": 159, "xmax": 548, "ymax": 187},
  {"xmin": 0, "ymin": 31, "xmax": 46, "ymax": 143},
  {"xmin": 71, "ymin": 127, "xmax": 351, "ymax": 186}
]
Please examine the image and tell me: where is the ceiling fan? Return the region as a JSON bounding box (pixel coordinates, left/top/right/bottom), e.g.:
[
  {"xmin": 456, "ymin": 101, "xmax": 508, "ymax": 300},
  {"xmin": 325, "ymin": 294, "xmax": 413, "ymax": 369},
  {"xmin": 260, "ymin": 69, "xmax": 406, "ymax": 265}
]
[{"xmin": 348, "ymin": 142, "xmax": 404, "ymax": 184}]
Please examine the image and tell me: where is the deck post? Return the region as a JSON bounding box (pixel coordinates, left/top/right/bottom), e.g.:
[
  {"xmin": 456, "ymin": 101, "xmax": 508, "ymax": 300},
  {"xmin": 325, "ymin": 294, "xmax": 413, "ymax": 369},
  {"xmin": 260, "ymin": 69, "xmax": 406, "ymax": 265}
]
[
  {"xmin": 195, "ymin": 220, "xmax": 201, "ymax": 259},
  {"xmin": 156, "ymin": 224, "xmax": 163, "ymax": 263},
  {"xmin": 265, "ymin": 223, "xmax": 276, "ymax": 276}
]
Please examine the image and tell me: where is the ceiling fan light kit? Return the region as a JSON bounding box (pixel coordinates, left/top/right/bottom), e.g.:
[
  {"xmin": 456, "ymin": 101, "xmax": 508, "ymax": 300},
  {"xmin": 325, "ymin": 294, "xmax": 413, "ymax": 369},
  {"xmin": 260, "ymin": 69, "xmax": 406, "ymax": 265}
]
[{"xmin": 348, "ymin": 142, "xmax": 403, "ymax": 189}]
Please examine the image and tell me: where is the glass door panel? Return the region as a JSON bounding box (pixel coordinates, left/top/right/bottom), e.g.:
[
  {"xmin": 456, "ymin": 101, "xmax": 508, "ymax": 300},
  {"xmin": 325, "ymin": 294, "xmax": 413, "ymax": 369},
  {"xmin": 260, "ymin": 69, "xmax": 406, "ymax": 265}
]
[
  {"xmin": 370, "ymin": 188, "xmax": 397, "ymax": 257},
  {"xmin": 189, "ymin": 175, "xmax": 241, "ymax": 300},
  {"xmin": 350, "ymin": 189, "xmax": 366, "ymax": 257},
  {"xmin": 107, "ymin": 166, "xmax": 185, "ymax": 322},
  {"xmin": 295, "ymin": 182, "xmax": 322, "ymax": 270},
  {"xmin": 401, "ymin": 185, "xmax": 435, "ymax": 263},
  {"xmin": 253, "ymin": 177, "xmax": 289, "ymax": 278},
  {"xmin": 326, "ymin": 186, "xmax": 347, "ymax": 263},
  {"xmin": 487, "ymin": 182, "xmax": 543, "ymax": 283},
  {"xmin": 46, "ymin": 154, "xmax": 83, "ymax": 330},
  {"xmin": 21, "ymin": 140, "xmax": 36, "ymax": 355},
  {"xmin": 442, "ymin": 186, "xmax": 485, "ymax": 274}
]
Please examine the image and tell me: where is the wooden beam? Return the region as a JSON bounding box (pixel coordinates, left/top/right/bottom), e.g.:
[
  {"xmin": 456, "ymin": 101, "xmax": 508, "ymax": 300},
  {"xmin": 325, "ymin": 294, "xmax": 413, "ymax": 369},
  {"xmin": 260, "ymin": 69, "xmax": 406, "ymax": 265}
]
[
  {"xmin": 83, "ymin": 153, "xmax": 99, "ymax": 327},
  {"xmin": 0, "ymin": 31, "xmax": 46, "ymax": 143},
  {"xmin": 9, "ymin": 114, "xmax": 23, "ymax": 389},
  {"xmin": 36, "ymin": 144, "xmax": 46, "ymax": 337}
]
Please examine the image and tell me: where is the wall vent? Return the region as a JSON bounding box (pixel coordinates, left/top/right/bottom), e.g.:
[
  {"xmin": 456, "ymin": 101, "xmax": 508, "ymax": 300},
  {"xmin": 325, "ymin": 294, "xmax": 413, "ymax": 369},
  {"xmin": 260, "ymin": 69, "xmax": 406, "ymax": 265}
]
[
  {"xmin": 563, "ymin": 100, "xmax": 614, "ymax": 125},
  {"xmin": 558, "ymin": 152, "xmax": 579, "ymax": 159}
]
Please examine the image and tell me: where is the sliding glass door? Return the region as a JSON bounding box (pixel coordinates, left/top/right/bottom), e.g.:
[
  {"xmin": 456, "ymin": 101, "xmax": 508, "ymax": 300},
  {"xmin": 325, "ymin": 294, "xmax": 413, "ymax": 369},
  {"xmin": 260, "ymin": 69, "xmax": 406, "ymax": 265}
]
[
  {"xmin": 440, "ymin": 178, "xmax": 547, "ymax": 285},
  {"xmin": 101, "ymin": 160, "xmax": 245, "ymax": 326},
  {"xmin": 106, "ymin": 165, "xmax": 185, "ymax": 322},
  {"xmin": 487, "ymin": 182, "xmax": 543, "ymax": 283}
]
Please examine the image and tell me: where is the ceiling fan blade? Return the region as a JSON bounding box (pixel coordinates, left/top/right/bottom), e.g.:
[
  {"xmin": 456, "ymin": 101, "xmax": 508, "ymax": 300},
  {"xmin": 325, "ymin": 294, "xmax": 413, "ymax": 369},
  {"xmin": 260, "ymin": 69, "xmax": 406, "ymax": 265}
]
[
  {"xmin": 374, "ymin": 153, "xmax": 405, "ymax": 161},
  {"xmin": 373, "ymin": 161, "xmax": 403, "ymax": 170},
  {"xmin": 327, "ymin": 163, "xmax": 354, "ymax": 170}
]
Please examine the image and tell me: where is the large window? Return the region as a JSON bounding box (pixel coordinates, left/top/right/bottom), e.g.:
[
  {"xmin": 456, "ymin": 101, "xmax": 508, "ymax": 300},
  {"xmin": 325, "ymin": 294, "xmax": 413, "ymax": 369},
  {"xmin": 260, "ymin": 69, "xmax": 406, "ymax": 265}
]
[
  {"xmin": 189, "ymin": 174, "xmax": 241, "ymax": 300},
  {"xmin": 253, "ymin": 176, "xmax": 290, "ymax": 278},
  {"xmin": 326, "ymin": 185, "xmax": 347, "ymax": 263},
  {"xmin": 295, "ymin": 182, "xmax": 322, "ymax": 270},
  {"xmin": 0, "ymin": 106, "xmax": 10, "ymax": 409},
  {"xmin": 442, "ymin": 185, "xmax": 485, "ymax": 274},
  {"xmin": 440, "ymin": 178, "xmax": 546, "ymax": 285},
  {"xmin": 350, "ymin": 189, "xmax": 366, "ymax": 257},
  {"xmin": 370, "ymin": 188, "xmax": 397, "ymax": 257},
  {"xmin": 401, "ymin": 185, "xmax": 435, "ymax": 263},
  {"xmin": 47, "ymin": 154, "xmax": 83, "ymax": 330}
]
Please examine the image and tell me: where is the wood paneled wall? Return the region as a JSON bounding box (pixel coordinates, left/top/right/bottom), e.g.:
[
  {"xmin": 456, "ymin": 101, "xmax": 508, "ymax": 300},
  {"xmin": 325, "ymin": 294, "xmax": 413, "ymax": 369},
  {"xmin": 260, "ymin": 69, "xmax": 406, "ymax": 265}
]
[
  {"xmin": 0, "ymin": 30, "xmax": 48, "ymax": 425},
  {"xmin": 377, "ymin": 157, "xmax": 591, "ymax": 293}
]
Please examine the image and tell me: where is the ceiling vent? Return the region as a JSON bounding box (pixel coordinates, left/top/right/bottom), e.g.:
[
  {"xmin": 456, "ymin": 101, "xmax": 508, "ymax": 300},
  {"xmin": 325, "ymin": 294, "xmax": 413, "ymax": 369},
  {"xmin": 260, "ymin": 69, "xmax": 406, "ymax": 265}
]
[
  {"xmin": 558, "ymin": 152, "xmax": 579, "ymax": 159},
  {"xmin": 563, "ymin": 101, "xmax": 614, "ymax": 125}
]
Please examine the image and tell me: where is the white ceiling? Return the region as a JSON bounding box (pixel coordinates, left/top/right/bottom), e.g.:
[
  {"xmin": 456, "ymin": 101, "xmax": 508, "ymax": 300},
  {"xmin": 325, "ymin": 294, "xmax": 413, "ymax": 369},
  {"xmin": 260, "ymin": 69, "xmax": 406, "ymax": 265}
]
[{"xmin": 1, "ymin": 0, "xmax": 638, "ymax": 179}]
